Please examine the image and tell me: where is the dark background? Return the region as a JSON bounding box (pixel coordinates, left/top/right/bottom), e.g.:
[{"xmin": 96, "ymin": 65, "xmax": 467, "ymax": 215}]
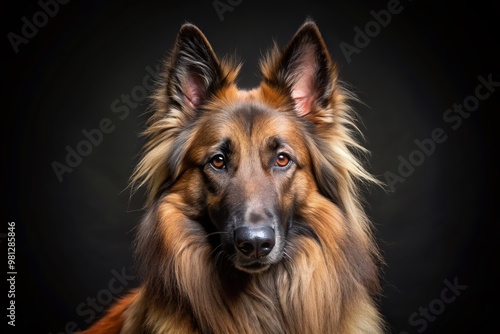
[{"xmin": 4, "ymin": 0, "xmax": 499, "ymax": 333}]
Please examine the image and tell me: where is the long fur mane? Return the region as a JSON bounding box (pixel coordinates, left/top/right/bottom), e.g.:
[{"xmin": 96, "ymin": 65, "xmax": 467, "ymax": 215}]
[{"xmin": 121, "ymin": 21, "xmax": 384, "ymax": 334}]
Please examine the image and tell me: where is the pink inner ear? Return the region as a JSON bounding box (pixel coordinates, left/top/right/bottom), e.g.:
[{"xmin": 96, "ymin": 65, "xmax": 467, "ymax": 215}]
[
  {"xmin": 291, "ymin": 88, "xmax": 314, "ymax": 117},
  {"xmin": 290, "ymin": 48, "xmax": 317, "ymax": 116},
  {"xmin": 183, "ymin": 73, "xmax": 206, "ymax": 109}
]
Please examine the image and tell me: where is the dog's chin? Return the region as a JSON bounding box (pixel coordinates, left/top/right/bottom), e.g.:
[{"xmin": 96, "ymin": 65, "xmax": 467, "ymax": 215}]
[{"xmin": 234, "ymin": 261, "xmax": 271, "ymax": 274}]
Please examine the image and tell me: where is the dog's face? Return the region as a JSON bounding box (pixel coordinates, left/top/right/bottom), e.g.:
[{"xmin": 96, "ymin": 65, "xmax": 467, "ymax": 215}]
[
  {"xmin": 137, "ymin": 22, "xmax": 346, "ymax": 274},
  {"xmin": 186, "ymin": 104, "xmax": 313, "ymax": 273}
]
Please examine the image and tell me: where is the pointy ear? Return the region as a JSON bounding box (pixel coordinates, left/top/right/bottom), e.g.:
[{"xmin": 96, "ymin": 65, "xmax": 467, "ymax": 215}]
[
  {"xmin": 166, "ymin": 23, "xmax": 227, "ymax": 110},
  {"xmin": 261, "ymin": 21, "xmax": 336, "ymax": 117}
]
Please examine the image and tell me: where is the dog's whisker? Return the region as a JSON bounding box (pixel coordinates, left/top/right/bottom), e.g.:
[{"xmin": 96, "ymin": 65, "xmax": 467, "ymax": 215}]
[{"xmin": 208, "ymin": 243, "xmax": 224, "ymax": 258}]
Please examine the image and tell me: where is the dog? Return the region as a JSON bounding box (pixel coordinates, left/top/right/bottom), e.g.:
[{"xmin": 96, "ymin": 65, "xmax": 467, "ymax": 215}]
[{"xmin": 82, "ymin": 20, "xmax": 384, "ymax": 333}]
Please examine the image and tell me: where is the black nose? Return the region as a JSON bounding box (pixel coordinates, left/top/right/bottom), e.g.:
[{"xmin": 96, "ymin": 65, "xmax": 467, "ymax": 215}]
[{"xmin": 234, "ymin": 226, "xmax": 275, "ymax": 258}]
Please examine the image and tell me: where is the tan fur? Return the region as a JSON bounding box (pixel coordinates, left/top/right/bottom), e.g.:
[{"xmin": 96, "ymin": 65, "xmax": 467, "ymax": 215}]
[
  {"xmin": 80, "ymin": 290, "xmax": 138, "ymax": 334},
  {"xmin": 82, "ymin": 21, "xmax": 384, "ymax": 334}
]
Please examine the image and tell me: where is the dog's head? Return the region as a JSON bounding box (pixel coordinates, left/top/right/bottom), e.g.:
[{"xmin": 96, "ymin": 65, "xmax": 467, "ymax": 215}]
[{"xmin": 133, "ymin": 22, "xmax": 374, "ymax": 274}]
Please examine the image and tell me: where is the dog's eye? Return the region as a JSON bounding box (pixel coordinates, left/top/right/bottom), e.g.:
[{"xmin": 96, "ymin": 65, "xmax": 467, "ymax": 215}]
[
  {"xmin": 276, "ymin": 153, "xmax": 291, "ymax": 168},
  {"xmin": 210, "ymin": 154, "xmax": 226, "ymax": 170}
]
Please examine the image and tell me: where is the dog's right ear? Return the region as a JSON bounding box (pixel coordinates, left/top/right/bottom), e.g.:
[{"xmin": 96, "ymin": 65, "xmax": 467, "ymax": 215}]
[
  {"xmin": 134, "ymin": 24, "xmax": 240, "ymax": 204},
  {"xmin": 164, "ymin": 24, "xmax": 231, "ymax": 111}
]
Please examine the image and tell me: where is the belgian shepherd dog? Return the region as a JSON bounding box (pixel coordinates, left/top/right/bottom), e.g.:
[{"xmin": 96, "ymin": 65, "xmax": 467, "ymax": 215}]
[{"xmin": 83, "ymin": 21, "xmax": 384, "ymax": 333}]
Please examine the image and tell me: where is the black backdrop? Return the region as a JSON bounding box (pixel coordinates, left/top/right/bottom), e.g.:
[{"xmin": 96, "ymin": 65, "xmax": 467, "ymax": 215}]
[{"xmin": 4, "ymin": 0, "xmax": 500, "ymax": 333}]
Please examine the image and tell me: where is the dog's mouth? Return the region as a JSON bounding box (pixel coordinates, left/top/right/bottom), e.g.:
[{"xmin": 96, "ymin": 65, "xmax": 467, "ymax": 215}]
[{"xmin": 235, "ymin": 260, "xmax": 271, "ymax": 274}]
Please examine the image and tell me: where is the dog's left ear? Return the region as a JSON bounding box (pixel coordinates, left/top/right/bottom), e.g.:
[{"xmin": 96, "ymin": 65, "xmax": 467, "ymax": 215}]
[{"xmin": 261, "ymin": 21, "xmax": 336, "ymax": 117}]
